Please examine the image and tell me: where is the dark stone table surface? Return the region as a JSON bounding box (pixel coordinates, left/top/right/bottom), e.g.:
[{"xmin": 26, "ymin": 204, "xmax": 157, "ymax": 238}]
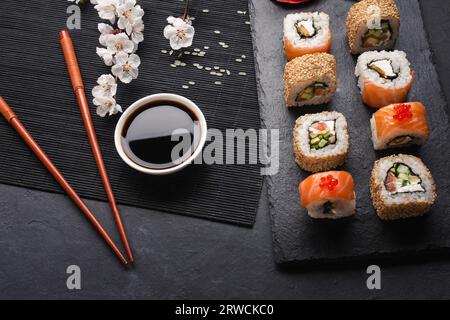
[{"xmin": 0, "ymin": 0, "xmax": 449, "ymax": 299}]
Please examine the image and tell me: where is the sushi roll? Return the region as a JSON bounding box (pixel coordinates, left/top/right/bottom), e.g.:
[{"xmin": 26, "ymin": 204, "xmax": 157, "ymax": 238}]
[
  {"xmin": 293, "ymin": 111, "xmax": 349, "ymax": 172},
  {"xmin": 370, "ymin": 154, "xmax": 436, "ymax": 220},
  {"xmin": 284, "ymin": 53, "xmax": 337, "ymax": 107},
  {"xmin": 299, "ymin": 171, "xmax": 356, "ymax": 219},
  {"xmin": 283, "ymin": 12, "xmax": 332, "ymax": 61},
  {"xmin": 355, "ymin": 50, "xmax": 414, "ymax": 108},
  {"xmin": 370, "ymin": 102, "xmax": 430, "ymax": 150},
  {"xmin": 346, "ymin": 0, "xmax": 400, "ymax": 55}
]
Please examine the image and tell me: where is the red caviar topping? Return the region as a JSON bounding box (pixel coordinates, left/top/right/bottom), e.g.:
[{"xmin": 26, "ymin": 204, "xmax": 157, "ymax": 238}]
[
  {"xmin": 393, "ymin": 103, "xmax": 413, "ymax": 121},
  {"xmin": 319, "ymin": 174, "xmax": 339, "ymax": 191}
]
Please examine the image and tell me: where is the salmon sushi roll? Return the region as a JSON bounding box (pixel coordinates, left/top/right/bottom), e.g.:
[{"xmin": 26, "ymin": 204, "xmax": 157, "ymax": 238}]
[
  {"xmin": 370, "ymin": 102, "xmax": 430, "ymax": 150},
  {"xmin": 284, "ymin": 12, "xmax": 332, "ymax": 61},
  {"xmin": 370, "ymin": 154, "xmax": 436, "ymax": 220},
  {"xmin": 355, "ymin": 50, "xmax": 414, "ymax": 108},
  {"xmin": 299, "ymin": 171, "xmax": 356, "ymax": 219},
  {"xmin": 293, "ymin": 111, "xmax": 349, "ymax": 172},
  {"xmin": 346, "ymin": 0, "xmax": 400, "ymax": 55},
  {"xmin": 284, "ymin": 53, "xmax": 337, "ymax": 107}
]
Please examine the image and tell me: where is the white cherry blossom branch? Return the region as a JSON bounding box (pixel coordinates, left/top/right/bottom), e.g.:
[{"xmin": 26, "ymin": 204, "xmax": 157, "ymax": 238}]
[{"xmin": 68, "ymin": 0, "xmax": 145, "ymax": 117}]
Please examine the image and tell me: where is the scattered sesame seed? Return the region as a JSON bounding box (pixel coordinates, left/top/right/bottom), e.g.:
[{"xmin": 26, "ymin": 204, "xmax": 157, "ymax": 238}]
[
  {"xmin": 210, "ymin": 71, "xmax": 217, "ymax": 75},
  {"xmin": 182, "ymin": 85, "xmax": 189, "ymax": 89},
  {"xmin": 245, "ymin": 21, "xmax": 250, "ymax": 25},
  {"xmin": 169, "ymin": 50, "xmax": 174, "ymax": 55},
  {"xmin": 220, "ymin": 69, "xmax": 225, "ymax": 73},
  {"xmin": 190, "ymin": 17, "xmax": 196, "ymax": 21},
  {"xmin": 222, "ymin": 44, "xmax": 229, "ymax": 48},
  {"xmin": 188, "ymin": 81, "xmax": 196, "ymax": 85},
  {"xmin": 205, "ymin": 67, "xmax": 212, "ymax": 71},
  {"xmin": 198, "ymin": 52, "xmax": 206, "ymax": 57},
  {"xmin": 192, "ymin": 52, "xmax": 198, "ymax": 56},
  {"xmin": 216, "ymin": 73, "xmax": 223, "ymax": 77},
  {"xmin": 235, "ymin": 58, "xmax": 243, "ymax": 62},
  {"xmin": 180, "ymin": 62, "xmax": 187, "ymax": 67},
  {"xmin": 214, "ymin": 30, "xmax": 221, "ymax": 34},
  {"xmin": 202, "ymin": 9, "xmax": 209, "ymax": 13},
  {"xmin": 226, "ymin": 70, "xmax": 231, "ymax": 75},
  {"xmin": 219, "ymin": 42, "xmax": 225, "ymax": 46},
  {"xmin": 197, "ymin": 65, "xmax": 204, "ymax": 70},
  {"xmin": 184, "ymin": 51, "xmax": 191, "ymax": 55},
  {"xmin": 161, "ymin": 49, "xmax": 168, "ymax": 54},
  {"xmin": 194, "ymin": 48, "xmax": 201, "ymax": 52},
  {"xmin": 241, "ymin": 55, "xmax": 246, "ymax": 59},
  {"xmin": 170, "ymin": 64, "xmax": 177, "ymax": 67},
  {"xmin": 213, "ymin": 66, "xmax": 220, "ymax": 70},
  {"xmin": 204, "ymin": 46, "xmax": 210, "ymax": 50},
  {"xmin": 174, "ymin": 60, "xmax": 181, "ymax": 66},
  {"xmin": 214, "ymin": 81, "xmax": 222, "ymax": 85}
]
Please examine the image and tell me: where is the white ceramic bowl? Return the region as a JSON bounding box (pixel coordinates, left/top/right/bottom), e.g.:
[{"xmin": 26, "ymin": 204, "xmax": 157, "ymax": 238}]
[{"xmin": 114, "ymin": 93, "xmax": 207, "ymax": 175}]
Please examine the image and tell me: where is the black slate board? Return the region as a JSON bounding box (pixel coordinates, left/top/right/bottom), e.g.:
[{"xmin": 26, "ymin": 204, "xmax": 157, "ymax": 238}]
[
  {"xmin": 249, "ymin": 0, "xmax": 450, "ymax": 264},
  {"xmin": 0, "ymin": 0, "xmax": 262, "ymax": 226}
]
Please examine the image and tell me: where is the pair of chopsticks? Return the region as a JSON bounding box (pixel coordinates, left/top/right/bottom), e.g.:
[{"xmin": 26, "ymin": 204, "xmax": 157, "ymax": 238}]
[{"xmin": 0, "ymin": 30, "xmax": 133, "ymax": 265}]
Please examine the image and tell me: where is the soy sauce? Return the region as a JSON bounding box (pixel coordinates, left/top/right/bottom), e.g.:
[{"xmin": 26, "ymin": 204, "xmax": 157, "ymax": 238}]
[{"xmin": 121, "ymin": 100, "xmax": 201, "ymax": 170}]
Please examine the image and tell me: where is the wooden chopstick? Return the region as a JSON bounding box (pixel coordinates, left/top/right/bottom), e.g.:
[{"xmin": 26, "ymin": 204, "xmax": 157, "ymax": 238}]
[
  {"xmin": 59, "ymin": 30, "xmax": 134, "ymax": 263},
  {"xmin": 0, "ymin": 97, "xmax": 128, "ymax": 266}
]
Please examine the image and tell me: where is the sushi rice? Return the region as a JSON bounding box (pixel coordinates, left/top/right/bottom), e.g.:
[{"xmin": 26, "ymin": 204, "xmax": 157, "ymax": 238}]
[
  {"xmin": 355, "ymin": 50, "xmax": 414, "ymax": 108},
  {"xmin": 370, "ymin": 154, "xmax": 436, "ymax": 220},
  {"xmin": 284, "ymin": 12, "xmax": 330, "ymax": 48},
  {"xmin": 293, "ymin": 111, "xmax": 349, "ymax": 172}
]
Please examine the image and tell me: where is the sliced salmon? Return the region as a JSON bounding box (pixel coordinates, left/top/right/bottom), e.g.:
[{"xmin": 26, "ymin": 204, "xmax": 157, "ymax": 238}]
[
  {"xmin": 362, "ymin": 71, "xmax": 415, "ymax": 109},
  {"xmin": 284, "ymin": 32, "xmax": 332, "ymax": 61},
  {"xmin": 299, "ymin": 171, "xmax": 355, "ymax": 208},
  {"xmin": 374, "ymin": 102, "xmax": 430, "ymax": 140}
]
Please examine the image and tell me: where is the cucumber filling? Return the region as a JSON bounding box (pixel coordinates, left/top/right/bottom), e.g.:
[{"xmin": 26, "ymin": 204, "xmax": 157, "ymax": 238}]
[
  {"xmin": 295, "ymin": 19, "xmax": 316, "ymax": 38},
  {"xmin": 308, "ymin": 120, "xmax": 336, "ymax": 150},
  {"xmin": 297, "ymin": 82, "xmax": 329, "ymax": 101},
  {"xmin": 384, "ymin": 163, "xmax": 425, "ymax": 194},
  {"xmin": 362, "ymin": 20, "xmax": 392, "ymax": 48}
]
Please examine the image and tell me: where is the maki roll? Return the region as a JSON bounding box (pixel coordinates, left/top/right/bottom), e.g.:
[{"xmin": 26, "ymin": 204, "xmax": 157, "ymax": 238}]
[
  {"xmin": 346, "ymin": 0, "xmax": 400, "ymax": 55},
  {"xmin": 355, "ymin": 50, "xmax": 414, "ymax": 108},
  {"xmin": 293, "ymin": 111, "xmax": 349, "ymax": 172},
  {"xmin": 370, "ymin": 102, "xmax": 430, "ymax": 150},
  {"xmin": 284, "ymin": 53, "xmax": 337, "ymax": 107},
  {"xmin": 370, "ymin": 154, "xmax": 436, "ymax": 220},
  {"xmin": 284, "ymin": 12, "xmax": 332, "ymax": 61},
  {"xmin": 299, "ymin": 171, "xmax": 356, "ymax": 219}
]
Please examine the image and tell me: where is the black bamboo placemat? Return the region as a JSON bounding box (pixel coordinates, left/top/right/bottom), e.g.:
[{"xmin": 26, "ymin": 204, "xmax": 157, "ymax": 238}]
[
  {"xmin": 250, "ymin": 0, "xmax": 450, "ymax": 264},
  {"xmin": 0, "ymin": 0, "xmax": 262, "ymax": 226}
]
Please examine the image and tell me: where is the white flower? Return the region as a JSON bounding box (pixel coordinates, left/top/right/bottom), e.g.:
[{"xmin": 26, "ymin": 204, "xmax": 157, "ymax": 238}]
[
  {"xmin": 92, "ymin": 74, "xmax": 117, "ymax": 98},
  {"xmin": 96, "ymin": 47, "xmax": 115, "ymax": 66},
  {"xmin": 94, "ymin": 0, "xmax": 120, "ymax": 24},
  {"xmin": 94, "ymin": 96, "xmax": 122, "ymax": 117},
  {"xmin": 130, "ymin": 18, "xmax": 144, "ymax": 44},
  {"xmin": 106, "ymin": 32, "xmax": 135, "ymax": 55},
  {"xmin": 163, "ymin": 16, "xmax": 195, "ymax": 50},
  {"xmin": 111, "ymin": 52, "xmax": 141, "ymax": 84},
  {"xmin": 117, "ymin": 0, "xmax": 145, "ymax": 35},
  {"xmin": 98, "ymin": 23, "xmax": 115, "ymax": 46}
]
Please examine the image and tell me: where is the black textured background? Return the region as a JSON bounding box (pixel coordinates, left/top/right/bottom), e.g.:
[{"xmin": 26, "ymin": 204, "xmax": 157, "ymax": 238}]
[
  {"xmin": 0, "ymin": 0, "xmax": 449, "ymax": 300},
  {"xmin": 250, "ymin": 0, "xmax": 450, "ymax": 264},
  {"xmin": 0, "ymin": 0, "xmax": 262, "ymax": 226}
]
